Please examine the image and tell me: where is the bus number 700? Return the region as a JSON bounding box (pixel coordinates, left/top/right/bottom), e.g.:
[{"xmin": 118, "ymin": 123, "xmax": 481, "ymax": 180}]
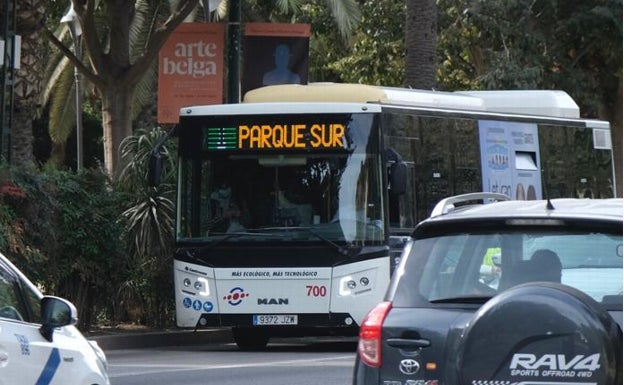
[{"xmin": 306, "ymin": 285, "xmax": 327, "ymax": 297}]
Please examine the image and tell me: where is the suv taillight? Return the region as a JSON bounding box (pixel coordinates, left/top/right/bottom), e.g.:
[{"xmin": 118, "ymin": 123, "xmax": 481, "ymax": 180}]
[{"xmin": 357, "ymin": 301, "xmax": 392, "ymax": 368}]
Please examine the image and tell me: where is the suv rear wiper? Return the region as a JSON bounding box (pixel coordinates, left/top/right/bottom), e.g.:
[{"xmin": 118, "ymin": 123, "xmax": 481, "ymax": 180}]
[{"xmin": 429, "ymin": 295, "xmax": 493, "ymax": 304}]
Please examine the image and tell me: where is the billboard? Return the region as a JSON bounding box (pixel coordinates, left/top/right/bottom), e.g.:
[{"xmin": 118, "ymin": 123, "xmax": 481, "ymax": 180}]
[
  {"xmin": 479, "ymin": 120, "xmax": 542, "ymax": 200},
  {"xmin": 158, "ymin": 23, "xmax": 225, "ymax": 123},
  {"xmin": 242, "ymin": 23, "xmax": 310, "ymax": 97}
]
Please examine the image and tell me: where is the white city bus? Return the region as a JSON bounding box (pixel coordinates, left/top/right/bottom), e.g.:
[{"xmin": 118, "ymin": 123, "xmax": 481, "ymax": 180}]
[{"xmin": 150, "ymin": 83, "xmax": 615, "ymax": 349}]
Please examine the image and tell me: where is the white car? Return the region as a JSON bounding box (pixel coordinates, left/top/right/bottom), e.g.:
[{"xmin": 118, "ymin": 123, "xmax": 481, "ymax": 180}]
[{"xmin": 0, "ymin": 253, "xmax": 109, "ymax": 385}]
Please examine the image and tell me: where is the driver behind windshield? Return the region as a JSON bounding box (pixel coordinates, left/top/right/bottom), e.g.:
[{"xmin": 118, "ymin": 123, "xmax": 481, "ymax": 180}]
[{"xmin": 209, "ymin": 182, "xmax": 247, "ymax": 233}]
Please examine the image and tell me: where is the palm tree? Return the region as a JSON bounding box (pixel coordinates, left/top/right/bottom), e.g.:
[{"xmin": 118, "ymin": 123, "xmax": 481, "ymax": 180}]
[
  {"xmin": 43, "ymin": 0, "xmax": 361, "ymax": 177},
  {"xmin": 43, "ymin": 0, "xmax": 198, "ymax": 178},
  {"xmin": 117, "ymin": 127, "xmax": 177, "ymax": 326},
  {"xmin": 404, "ymin": 0, "xmax": 437, "ymax": 89}
]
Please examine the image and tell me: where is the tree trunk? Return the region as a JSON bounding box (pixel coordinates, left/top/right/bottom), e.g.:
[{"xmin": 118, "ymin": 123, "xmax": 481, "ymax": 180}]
[
  {"xmin": 101, "ymin": 86, "xmax": 135, "ymax": 177},
  {"xmin": 404, "ymin": 0, "xmax": 438, "ymax": 89},
  {"xmin": 11, "ymin": 110, "xmax": 35, "ymax": 165},
  {"xmin": 12, "ymin": 0, "xmax": 46, "ymax": 166}
]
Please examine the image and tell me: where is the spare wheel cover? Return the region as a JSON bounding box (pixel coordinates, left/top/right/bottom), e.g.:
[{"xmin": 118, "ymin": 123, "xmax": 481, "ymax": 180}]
[{"xmin": 456, "ymin": 282, "xmax": 622, "ymax": 385}]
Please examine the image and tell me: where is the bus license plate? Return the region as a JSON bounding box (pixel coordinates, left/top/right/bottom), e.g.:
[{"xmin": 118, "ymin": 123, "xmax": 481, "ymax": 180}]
[{"xmin": 253, "ymin": 315, "xmax": 298, "ymax": 325}]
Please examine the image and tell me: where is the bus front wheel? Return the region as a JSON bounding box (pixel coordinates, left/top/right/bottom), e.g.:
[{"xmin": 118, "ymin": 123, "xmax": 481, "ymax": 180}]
[{"xmin": 232, "ymin": 327, "xmax": 270, "ymax": 350}]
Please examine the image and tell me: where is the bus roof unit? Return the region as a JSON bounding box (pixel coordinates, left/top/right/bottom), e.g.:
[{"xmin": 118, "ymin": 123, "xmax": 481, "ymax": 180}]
[
  {"xmin": 244, "ymin": 83, "xmax": 485, "ymax": 111},
  {"xmin": 243, "ymin": 83, "xmax": 581, "ymax": 119},
  {"xmin": 180, "ymin": 101, "xmax": 382, "ymax": 116},
  {"xmin": 455, "ymin": 90, "xmax": 580, "ymax": 119}
]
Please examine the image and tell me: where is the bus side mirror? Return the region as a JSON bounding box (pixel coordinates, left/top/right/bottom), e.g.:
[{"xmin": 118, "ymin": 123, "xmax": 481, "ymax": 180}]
[
  {"xmin": 390, "ymin": 161, "xmax": 407, "ymax": 196},
  {"xmin": 148, "ymin": 151, "xmax": 162, "ymax": 187},
  {"xmin": 386, "ymin": 148, "xmax": 407, "ymax": 196}
]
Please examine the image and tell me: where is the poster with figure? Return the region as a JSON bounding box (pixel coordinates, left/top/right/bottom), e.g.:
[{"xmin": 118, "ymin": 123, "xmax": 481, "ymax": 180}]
[
  {"xmin": 479, "ymin": 120, "xmax": 542, "ymax": 200},
  {"xmin": 242, "ymin": 23, "xmax": 310, "ymax": 97},
  {"xmin": 158, "ymin": 23, "xmax": 225, "ymax": 123},
  {"xmin": 262, "ymin": 44, "xmax": 301, "ymax": 85}
]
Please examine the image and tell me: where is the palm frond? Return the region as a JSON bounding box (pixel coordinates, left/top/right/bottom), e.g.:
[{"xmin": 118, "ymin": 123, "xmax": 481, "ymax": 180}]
[
  {"xmin": 214, "ymin": 0, "xmax": 228, "ymax": 20},
  {"xmin": 275, "ymin": 0, "xmax": 304, "ymax": 14},
  {"xmin": 118, "ymin": 127, "xmax": 176, "ymax": 188},
  {"xmin": 131, "ymin": 0, "xmax": 155, "ymax": 61},
  {"xmin": 131, "ymin": 60, "xmax": 158, "ymax": 122},
  {"xmin": 48, "ymin": 66, "xmax": 78, "ymax": 143},
  {"xmin": 324, "ymin": 0, "xmax": 361, "ymax": 38}
]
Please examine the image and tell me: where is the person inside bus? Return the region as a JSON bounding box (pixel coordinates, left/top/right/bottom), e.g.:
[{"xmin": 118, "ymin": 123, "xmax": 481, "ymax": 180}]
[
  {"xmin": 209, "ymin": 182, "xmax": 246, "ymax": 233},
  {"xmin": 224, "ymin": 203, "xmax": 246, "ymax": 233},
  {"xmin": 275, "ymin": 189, "xmax": 312, "ymax": 226},
  {"xmin": 210, "ymin": 182, "xmax": 232, "ymax": 218}
]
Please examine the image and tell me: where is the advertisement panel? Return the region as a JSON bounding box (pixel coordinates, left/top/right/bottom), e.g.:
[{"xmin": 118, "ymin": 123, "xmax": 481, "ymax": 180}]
[
  {"xmin": 158, "ymin": 23, "xmax": 225, "ymax": 123},
  {"xmin": 242, "ymin": 23, "xmax": 310, "ymax": 97},
  {"xmin": 479, "ymin": 120, "xmax": 542, "ymax": 200}
]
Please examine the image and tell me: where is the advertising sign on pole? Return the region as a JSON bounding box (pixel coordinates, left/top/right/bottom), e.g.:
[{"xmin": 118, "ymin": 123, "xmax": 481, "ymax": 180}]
[
  {"xmin": 242, "ymin": 23, "xmax": 310, "ymax": 97},
  {"xmin": 158, "ymin": 23, "xmax": 225, "ymax": 123}
]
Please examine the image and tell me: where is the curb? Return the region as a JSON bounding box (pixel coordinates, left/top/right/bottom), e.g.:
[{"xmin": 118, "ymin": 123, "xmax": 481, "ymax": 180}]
[{"xmin": 88, "ymin": 328, "xmax": 233, "ymax": 350}]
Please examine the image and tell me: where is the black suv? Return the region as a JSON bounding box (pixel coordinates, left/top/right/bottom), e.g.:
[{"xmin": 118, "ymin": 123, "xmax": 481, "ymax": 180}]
[{"xmin": 353, "ymin": 193, "xmax": 622, "ymax": 385}]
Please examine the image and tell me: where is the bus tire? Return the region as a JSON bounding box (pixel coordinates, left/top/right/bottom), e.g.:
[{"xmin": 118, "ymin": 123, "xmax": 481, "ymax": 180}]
[{"xmin": 232, "ymin": 327, "xmax": 270, "ymax": 350}]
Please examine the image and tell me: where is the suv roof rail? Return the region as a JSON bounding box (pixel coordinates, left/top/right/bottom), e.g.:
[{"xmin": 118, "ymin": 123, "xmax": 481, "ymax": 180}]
[{"xmin": 430, "ymin": 192, "xmax": 510, "ymax": 218}]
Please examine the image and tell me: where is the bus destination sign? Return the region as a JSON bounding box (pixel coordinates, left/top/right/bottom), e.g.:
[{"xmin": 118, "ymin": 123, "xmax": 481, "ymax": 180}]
[{"xmin": 204, "ymin": 123, "xmax": 346, "ymax": 150}]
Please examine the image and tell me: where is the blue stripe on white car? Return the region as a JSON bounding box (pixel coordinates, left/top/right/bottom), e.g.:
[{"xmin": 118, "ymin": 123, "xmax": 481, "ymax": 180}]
[{"xmin": 35, "ymin": 348, "xmax": 61, "ymax": 385}]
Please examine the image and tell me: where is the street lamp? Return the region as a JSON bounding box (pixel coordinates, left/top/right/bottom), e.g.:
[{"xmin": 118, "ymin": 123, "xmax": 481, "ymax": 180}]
[{"xmin": 61, "ymin": 4, "xmax": 83, "ymax": 171}]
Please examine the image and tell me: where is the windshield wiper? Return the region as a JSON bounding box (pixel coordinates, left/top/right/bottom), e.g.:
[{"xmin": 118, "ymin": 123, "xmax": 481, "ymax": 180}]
[
  {"xmin": 201, "ymin": 231, "xmax": 283, "ymax": 250},
  {"xmin": 262, "ymin": 226, "xmax": 359, "ymax": 256}
]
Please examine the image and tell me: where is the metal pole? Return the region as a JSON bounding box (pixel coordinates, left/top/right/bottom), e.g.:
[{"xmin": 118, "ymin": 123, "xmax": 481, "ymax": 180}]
[
  {"xmin": 0, "ymin": 0, "xmax": 7, "ymax": 161},
  {"xmin": 72, "ymin": 28, "xmax": 83, "ymax": 170},
  {"xmin": 0, "ymin": 0, "xmax": 15, "ymax": 163},
  {"xmin": 226, "ymin": 0, "xmax": 241, "ymax": 103},
  {"xmin": 61, "ymin": 4, "xmax": 83, "ymax": 171}
]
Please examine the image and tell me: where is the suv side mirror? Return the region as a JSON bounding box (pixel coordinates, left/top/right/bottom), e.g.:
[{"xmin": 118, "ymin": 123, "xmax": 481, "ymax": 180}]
[{"xmin": 39, "ymin": 296, "xmax": 78, "ymax": 342}]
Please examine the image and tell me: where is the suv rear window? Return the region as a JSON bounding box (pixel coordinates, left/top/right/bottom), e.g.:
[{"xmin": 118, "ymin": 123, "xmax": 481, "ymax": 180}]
[{"xmin": 392, "ymin": 227, "xmax": 622, "ymax": 308}]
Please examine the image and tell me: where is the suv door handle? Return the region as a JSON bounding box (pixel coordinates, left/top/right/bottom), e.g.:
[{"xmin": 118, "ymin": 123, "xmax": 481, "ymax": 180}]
[{"xmin": 387, "ymin": 337, "xmax": 431, "ymax": 349}]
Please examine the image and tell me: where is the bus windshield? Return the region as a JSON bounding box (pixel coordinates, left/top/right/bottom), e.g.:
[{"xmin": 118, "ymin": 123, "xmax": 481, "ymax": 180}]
[{"xmin": 176, "ymin": 112, "xmax": 385, "ymax": 245}]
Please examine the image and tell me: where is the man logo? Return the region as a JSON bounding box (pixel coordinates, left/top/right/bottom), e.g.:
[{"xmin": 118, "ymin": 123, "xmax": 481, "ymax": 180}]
[
  {"xmin": 399, "ymin": 359, "xmax": 420, "ymax": 375},
  {"xmin": 257, "ymin": 298, "xmax": 289, "ymax": 305}
]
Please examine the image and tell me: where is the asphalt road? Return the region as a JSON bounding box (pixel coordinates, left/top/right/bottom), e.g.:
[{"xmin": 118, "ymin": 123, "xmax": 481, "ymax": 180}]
[
  {"xmin": 89, "ymin": 327, "xmax": 233, "ymax": 350},
  {"xmin": 104, "ymin": 335, "xmax": 358, "ymax": 385}
]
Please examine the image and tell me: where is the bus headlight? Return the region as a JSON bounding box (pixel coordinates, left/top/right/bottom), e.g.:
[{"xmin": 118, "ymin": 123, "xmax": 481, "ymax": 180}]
[
  {"xmin": 340, "ymin": 276, "xmax": 355, "ymax": 296},
  {"xmin": 196, "ymin": 277, "xmax": 210, "ymax": 296},
  {"xmin": 340, "ymin": 275, "xmax": 371, "ymax": 296}
]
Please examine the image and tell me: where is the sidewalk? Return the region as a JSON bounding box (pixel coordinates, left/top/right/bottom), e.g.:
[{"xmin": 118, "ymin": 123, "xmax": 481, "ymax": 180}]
[{"xmin": 87, "ymin": 327, "xmax": 233, "ymax": 350}]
